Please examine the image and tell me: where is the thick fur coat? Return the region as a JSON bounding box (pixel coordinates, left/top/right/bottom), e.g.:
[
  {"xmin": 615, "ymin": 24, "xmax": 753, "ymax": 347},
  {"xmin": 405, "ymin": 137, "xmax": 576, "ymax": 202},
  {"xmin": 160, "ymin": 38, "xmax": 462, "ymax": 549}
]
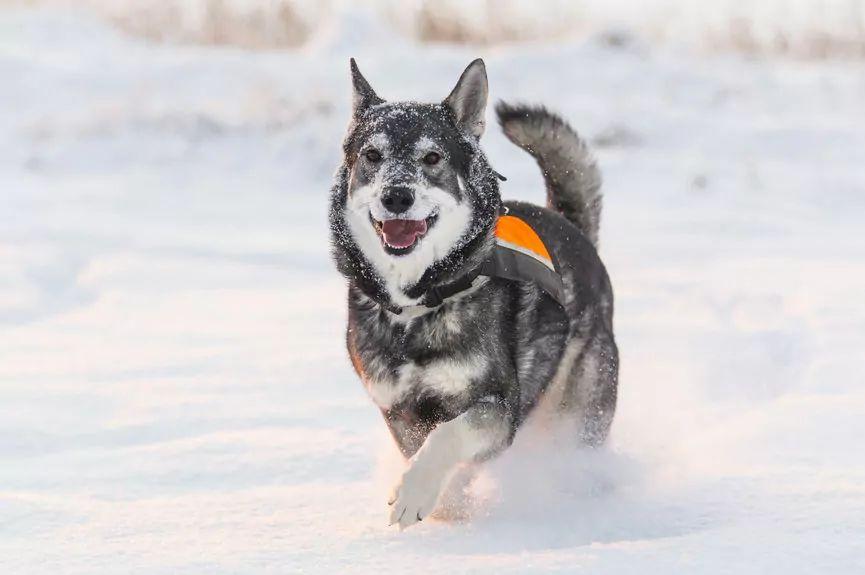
[{"xmin": 329, "ymin": 59, "xmax": 618, "ymax": 528}]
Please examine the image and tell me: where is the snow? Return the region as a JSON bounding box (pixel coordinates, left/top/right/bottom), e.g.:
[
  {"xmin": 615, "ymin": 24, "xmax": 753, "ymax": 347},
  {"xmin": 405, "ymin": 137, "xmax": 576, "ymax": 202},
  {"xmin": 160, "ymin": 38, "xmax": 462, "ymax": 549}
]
[{"xmin": 2, "ymin": 6, "xmax": 865, "ymax": 574}]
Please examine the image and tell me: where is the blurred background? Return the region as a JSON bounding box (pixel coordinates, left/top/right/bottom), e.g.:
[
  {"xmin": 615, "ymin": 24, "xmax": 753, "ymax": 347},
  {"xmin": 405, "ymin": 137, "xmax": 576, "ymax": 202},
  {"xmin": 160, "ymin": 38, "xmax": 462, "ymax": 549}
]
[
  {"xmin": 7, "ymin": 0, "xmax": 865, "ymax": 56},
  {"xmin": 1, "ymin": 1, "xmax": 864, "ymax": 574}
]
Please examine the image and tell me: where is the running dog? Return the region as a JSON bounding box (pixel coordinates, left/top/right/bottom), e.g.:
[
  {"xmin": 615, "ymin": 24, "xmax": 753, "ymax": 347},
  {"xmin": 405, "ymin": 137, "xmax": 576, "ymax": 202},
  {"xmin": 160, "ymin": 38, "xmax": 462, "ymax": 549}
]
[{"xmin": 329, "ymin": 58, "xmax": 618, "ymax": 528}]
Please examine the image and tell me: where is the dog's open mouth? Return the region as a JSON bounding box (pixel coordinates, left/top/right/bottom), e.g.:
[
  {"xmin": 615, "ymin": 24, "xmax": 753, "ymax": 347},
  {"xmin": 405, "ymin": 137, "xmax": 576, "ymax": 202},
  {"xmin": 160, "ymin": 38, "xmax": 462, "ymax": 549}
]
[{"xmin": 371, "ymin": 214, "xmax": 437, "ymax": 255}]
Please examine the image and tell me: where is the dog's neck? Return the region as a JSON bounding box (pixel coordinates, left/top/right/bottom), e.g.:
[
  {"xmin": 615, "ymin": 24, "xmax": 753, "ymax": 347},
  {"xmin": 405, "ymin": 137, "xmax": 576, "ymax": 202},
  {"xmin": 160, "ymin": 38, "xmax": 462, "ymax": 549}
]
[{"xmin": 358, "ymin": 224, "xmax": 496, "ymax": 314}]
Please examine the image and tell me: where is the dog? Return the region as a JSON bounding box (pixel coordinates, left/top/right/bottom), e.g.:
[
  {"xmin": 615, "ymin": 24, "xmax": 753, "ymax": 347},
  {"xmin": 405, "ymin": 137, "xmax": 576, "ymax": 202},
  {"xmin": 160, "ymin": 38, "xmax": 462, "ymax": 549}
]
[{"xmin": 329, "ymin": 58, "xmax": 618, "ymax": 529}]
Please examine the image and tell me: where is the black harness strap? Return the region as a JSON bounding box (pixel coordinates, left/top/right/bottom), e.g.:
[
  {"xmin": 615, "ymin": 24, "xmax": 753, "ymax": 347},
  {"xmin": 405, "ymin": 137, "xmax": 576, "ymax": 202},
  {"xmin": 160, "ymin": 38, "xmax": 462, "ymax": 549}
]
[
  {"xmin": 420, "ymin": 264, "xmax": 486, "ymax": 308},
  {"xmin": 390, "ymin": 245, "xmax": 566, "ymax": 314},
  {"xmin": 481, "ymin": 244, "xmax": 566, "ymax": 307}
]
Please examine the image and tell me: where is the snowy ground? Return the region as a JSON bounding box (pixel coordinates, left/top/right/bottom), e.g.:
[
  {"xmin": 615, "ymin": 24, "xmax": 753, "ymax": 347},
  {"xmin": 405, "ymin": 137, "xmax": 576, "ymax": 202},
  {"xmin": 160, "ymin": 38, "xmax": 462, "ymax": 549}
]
[{"xmin": 2, "ymin": 6, "xmax": 865, "ymax": 574}]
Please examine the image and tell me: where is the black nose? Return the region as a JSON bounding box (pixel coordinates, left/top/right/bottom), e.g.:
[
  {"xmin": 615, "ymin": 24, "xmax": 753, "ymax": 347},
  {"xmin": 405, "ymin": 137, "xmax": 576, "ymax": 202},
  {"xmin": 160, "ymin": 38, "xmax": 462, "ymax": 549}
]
[{"xmin": 380, "ymin": 186, "xmax": 415, "ymax": 214}]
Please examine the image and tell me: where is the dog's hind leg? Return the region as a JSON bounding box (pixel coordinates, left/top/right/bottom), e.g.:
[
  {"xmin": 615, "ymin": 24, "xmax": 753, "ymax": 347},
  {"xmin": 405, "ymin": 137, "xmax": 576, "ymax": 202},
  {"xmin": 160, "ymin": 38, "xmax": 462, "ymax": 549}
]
[
  {"xmin": 388, "ymin": 396, "xmax": 513, "ymax": 529},
  {"xmin": 553, "ymin": 331, "xmax": 619, "ymax": 447}
]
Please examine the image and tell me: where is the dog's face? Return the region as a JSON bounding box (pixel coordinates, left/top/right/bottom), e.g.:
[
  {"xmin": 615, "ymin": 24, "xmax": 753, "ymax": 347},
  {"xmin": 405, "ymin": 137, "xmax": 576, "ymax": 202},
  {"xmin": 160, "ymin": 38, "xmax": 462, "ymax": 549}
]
[
  {"xmin": 349, "ymin": 105, "xmax": 470, "ymax": 257},
  {"xmin": 338, "ymin": 59, "xmax": 492, "ymax": 297}
]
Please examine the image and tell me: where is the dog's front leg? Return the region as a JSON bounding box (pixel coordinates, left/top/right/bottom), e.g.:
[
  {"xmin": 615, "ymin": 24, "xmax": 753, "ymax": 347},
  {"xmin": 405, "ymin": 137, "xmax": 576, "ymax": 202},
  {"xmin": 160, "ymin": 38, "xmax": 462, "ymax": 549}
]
[{"xmin": 389, "ymin": 397, "xmax": 513, "ymax": 529}]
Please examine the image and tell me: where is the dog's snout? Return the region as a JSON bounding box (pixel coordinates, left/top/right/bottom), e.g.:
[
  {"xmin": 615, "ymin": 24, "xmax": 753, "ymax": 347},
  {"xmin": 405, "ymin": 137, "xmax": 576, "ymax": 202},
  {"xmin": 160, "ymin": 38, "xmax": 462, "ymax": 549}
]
[{"xmin": 380, "ymin": 186, "xmax": 415, "ymax": 214}]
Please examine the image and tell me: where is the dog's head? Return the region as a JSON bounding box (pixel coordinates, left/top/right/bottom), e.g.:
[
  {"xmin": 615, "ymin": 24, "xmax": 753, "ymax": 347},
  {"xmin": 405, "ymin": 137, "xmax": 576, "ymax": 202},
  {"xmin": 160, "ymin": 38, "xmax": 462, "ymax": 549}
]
[{"xmin": 330, "ymin": 59, "xmax": 500, "ymax": 306}]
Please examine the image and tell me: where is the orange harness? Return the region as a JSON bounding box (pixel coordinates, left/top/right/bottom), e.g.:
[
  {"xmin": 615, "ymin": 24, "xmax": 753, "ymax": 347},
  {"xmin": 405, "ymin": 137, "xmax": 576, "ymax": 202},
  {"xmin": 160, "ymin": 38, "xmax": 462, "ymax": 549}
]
[{"xmin": 494, "ymin": 215, "xmax": 556, "ymax": 272}]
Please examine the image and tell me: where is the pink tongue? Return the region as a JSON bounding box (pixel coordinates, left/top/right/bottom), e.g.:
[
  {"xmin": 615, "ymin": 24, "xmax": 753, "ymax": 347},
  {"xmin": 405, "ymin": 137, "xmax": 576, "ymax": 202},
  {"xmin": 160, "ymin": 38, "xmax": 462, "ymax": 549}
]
[{"xmin": 381, "ymin": 219, "xmax": 428, "ymax": 248}]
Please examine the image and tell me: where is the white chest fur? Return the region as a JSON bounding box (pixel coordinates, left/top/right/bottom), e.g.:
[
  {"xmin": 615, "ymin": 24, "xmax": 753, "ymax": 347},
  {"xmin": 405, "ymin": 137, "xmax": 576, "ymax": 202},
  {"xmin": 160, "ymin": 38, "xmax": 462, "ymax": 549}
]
[{"xmin": 364, "ymin": 356, "xmax": 488, "ymax": 410}]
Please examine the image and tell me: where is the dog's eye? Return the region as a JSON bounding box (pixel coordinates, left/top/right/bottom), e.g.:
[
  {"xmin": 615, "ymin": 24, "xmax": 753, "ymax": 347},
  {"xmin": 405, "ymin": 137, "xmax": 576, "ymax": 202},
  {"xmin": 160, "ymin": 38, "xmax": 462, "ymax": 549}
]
[
  {"xmin": 422, "ymin": 152, "xmax": 441, "ymax": 166},
  {"xmin": 365, "ymin": 149, "xmax": 382, "ymax": 163}
]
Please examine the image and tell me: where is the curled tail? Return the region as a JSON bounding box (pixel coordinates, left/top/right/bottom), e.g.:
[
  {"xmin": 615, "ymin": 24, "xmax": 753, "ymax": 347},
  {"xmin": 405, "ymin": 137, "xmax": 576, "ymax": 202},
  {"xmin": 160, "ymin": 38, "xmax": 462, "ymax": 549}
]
[{"xmin": 495, "ymin": 102, "xmax": 602, "ymax": 246}]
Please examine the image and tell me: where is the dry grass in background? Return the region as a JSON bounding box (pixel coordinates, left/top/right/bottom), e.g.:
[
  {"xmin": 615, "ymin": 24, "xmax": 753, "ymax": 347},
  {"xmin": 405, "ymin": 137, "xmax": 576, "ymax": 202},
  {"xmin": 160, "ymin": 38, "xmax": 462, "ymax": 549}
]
[
  {"xmin": 0, "ymin": 0, "xmax": 317, "ymax": 47},
  {"xmin": 3, "ymin": 0, "xmax": 865, "ymax": 57},
  {"xmin": 410, "ymin": 0, "xmax": 582, "ymax": 45},
  {"xmin": 112, "ymin": 0, "xmax": 311, "ymax": 48}
]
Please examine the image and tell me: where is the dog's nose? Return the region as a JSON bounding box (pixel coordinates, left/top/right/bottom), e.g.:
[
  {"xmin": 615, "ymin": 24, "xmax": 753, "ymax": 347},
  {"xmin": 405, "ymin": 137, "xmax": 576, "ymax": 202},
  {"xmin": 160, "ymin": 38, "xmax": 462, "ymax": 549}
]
[{"xmin": 380, "ymin": 186, "xmax": 415, "ymax": 214}]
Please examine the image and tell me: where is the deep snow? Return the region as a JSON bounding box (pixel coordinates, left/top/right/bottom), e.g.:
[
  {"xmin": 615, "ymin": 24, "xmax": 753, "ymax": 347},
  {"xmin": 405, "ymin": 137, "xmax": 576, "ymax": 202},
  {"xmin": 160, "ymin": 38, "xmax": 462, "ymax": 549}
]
[{"xmin": 1, "ymin": 6, "xmax": 865, "ymax": 574}]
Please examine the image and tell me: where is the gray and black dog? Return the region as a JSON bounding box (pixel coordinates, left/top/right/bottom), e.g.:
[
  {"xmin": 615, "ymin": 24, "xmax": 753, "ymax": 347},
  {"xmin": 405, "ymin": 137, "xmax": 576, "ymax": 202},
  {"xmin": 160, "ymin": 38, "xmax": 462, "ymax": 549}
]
[{"xmin": 329, "ymin": 58, "xmax": 618, "ymax": 528}]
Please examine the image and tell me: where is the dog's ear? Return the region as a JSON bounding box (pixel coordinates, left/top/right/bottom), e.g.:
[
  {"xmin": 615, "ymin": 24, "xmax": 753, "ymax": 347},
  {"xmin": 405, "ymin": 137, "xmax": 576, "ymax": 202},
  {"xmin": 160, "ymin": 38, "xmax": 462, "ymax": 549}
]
[
  {"xmin": 350, "ymin": 58, "xmax": 384, "ymax": 117},
  {"xmin": 443, "ymin": 59, "xmax": 488, "ymax": 139}
]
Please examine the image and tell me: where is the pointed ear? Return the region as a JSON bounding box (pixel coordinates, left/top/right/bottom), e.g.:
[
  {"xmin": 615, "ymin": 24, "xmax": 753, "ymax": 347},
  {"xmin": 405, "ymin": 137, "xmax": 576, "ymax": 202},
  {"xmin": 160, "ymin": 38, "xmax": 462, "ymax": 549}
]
[
  {"xmin": 350, "ymin": 58, "xmax": 384, "ymax": 117},
  {"xmin": 443, "ymin": 59, "xmax": 488, "ymax": 139}
]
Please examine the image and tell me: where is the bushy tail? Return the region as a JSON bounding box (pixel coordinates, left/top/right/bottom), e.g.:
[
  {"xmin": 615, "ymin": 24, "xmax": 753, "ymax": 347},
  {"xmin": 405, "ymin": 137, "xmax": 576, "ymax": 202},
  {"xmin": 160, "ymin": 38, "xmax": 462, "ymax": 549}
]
[{"xmin": 496, "ymin": 102, "xmax": 602, "ymax": 246}]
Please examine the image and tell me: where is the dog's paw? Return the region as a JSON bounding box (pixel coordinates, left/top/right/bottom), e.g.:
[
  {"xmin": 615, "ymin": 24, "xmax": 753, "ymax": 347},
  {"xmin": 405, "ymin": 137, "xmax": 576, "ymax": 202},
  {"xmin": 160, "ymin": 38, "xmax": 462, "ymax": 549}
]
[{"xmin": 388, "ymin": 463, "xmax": 445, "ymax": 530}]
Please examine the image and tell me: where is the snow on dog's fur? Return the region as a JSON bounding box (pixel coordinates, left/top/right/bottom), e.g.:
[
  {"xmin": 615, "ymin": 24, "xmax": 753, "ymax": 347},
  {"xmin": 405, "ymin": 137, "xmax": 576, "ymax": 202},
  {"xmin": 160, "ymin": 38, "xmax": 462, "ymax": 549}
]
[{"xmin": 329, "ymin": 58, "xmax": 619, "ymax": 528}]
